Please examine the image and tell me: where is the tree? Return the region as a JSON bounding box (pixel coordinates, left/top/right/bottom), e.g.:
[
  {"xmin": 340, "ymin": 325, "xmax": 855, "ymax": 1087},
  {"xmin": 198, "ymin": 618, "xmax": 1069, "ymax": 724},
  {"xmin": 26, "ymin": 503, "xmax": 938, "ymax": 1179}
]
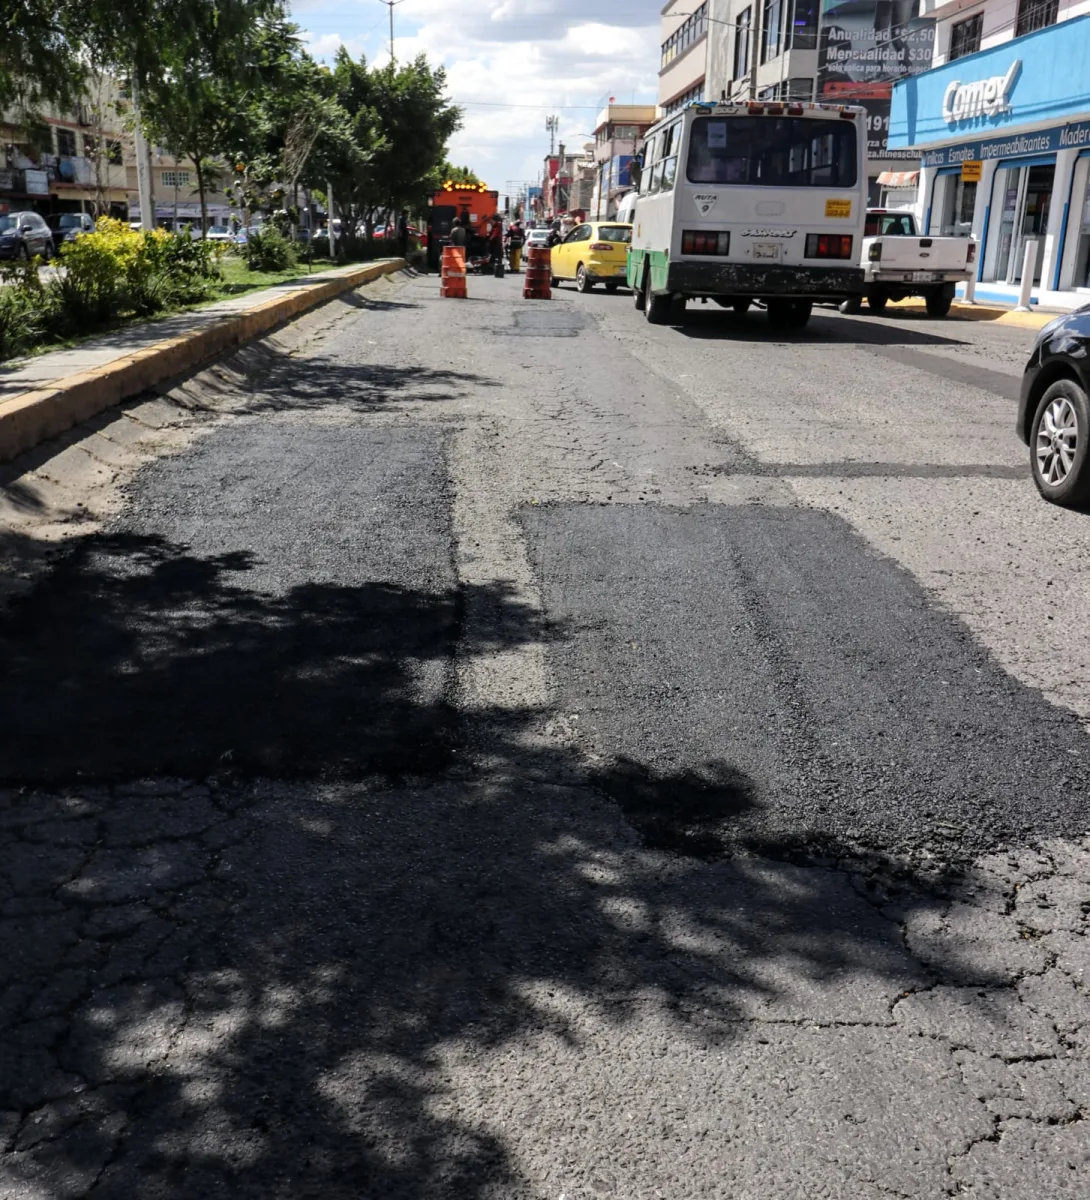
[
  {"xmin": 0, "ymin": 1, "xmax": 283, "ymax": 113},
  {"xmin": 141, "ymin": 6, "xmax": 298, "ymax": 236},
  {"xmin": 440, "ymin": 164, "xmax": 484, "ymax": 187}
]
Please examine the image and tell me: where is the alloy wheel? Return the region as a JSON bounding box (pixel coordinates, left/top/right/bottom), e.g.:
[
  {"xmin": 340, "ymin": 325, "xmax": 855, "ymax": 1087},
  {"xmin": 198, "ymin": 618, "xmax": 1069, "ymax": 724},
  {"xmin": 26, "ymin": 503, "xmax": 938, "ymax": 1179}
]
[{"xmin": 1036, "ymin": 396, "xmax": 1079, "ymax": 486}]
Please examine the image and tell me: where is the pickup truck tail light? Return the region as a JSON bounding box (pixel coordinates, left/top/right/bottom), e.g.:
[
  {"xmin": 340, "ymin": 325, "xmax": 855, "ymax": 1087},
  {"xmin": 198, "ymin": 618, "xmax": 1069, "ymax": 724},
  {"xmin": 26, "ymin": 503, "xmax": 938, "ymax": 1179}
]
[
  {"xmin": 967, "ymin": 241, "xmax": 977, "ymax": 263},
  {"xmin": 682, "ymin": 230, "xmax": 730, "ymax": 256},
  {"xmin": 805, "ymin": 234, "xmax": 854, "ymax": 259},
  {"xmin": 868, "ymin": 242, "xmax": 883, "ymax": 262}
]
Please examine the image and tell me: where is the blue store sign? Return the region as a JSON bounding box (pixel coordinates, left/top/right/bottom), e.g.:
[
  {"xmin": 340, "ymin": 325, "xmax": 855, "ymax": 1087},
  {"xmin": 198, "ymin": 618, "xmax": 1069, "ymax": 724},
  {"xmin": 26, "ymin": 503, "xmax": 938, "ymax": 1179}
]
[
  {"xmin": 917, "ymin": 120, "xmax": 1090, "ymax": 167},
  {"xmin": 889, "ymin": 14, "xmax": 1090, "ymax": 150}
]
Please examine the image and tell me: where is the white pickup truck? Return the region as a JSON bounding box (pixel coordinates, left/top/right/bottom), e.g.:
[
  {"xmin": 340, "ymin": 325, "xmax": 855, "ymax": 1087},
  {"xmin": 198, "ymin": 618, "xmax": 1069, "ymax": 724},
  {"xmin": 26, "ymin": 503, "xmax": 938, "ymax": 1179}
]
[{"xmin": 841, "ymin": 210, "xmax": 977, "ymax": 318}]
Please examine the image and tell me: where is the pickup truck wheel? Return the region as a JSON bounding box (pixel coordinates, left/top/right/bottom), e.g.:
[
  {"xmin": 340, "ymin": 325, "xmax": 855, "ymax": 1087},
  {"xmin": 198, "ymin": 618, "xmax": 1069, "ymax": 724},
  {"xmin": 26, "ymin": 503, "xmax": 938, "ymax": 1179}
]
[
  {"xmin": 1031, "ymin": 379, "xmax": 1090, "ymax": 509},
  {"xmin": 925, "ymin": 284, "xmax": 955, "ymax": 318},
  {"xmin": 839, "ymin": 295, "xmax": 862, "ymax": 315},
  {"xmin": 767, "ymin": 299, "xmax": 812, "ymax": 330},
  {"xmin": 866, "ymin": 288, "xmax": 888, "ymax": 313}
]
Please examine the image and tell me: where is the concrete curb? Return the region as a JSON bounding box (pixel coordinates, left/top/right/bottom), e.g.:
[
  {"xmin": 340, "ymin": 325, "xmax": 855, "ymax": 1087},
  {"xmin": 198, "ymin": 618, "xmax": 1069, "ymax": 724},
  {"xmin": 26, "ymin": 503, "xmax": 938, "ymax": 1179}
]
[
  {"xmin": 0, "ymin": 258, "xmax": 407, "ymax": 464},
  {"xmin": 887, "ymin": 298, "xmax": 1059, "ymax": 330}
]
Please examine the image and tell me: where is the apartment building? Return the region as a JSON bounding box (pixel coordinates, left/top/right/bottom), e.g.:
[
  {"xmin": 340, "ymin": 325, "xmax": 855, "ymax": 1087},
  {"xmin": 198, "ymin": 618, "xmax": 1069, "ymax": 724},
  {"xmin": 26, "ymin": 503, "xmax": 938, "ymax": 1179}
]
[
  {"xmin": 889, "ymin": 0, "xmax": 1090, "ymax": 305},
  {"xmin": 590, "ymin": 103, "xmax": 658, "ymax": 217},
  {"xmin": 0, "ymin": 80, "xmax": 130, "ymax": 219},
  {"xmin": 659, "ymin": 0, "xmax": 932, "ymax": 203}
]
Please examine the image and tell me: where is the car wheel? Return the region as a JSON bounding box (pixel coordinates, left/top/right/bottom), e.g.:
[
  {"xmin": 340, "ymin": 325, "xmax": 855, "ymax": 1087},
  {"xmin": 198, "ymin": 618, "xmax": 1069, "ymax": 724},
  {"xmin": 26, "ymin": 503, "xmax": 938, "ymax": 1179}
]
[
  {"xmin": 767, "ymin": 299, "xmax": 812, "ymax": 330},
  {"xmin": 732, "ymin": 298, "xmax": 751, "ymax": 316},
  {"xmin": 576, "ymin": 265, "xmax": 593, "ymax": 292},
  {"xmin": 644, "ymin": 273, "xmax": 671, "ymax": 325},
  {"xmin": 867, "ymin": 288, "xmax": 888, "ymax": 313},
  {"xmin": 925, "ymin": 284, "xmax": 955, "ymax": 318},
  {"xmin": 605, "ymin": 281, "xmax": 619, "ymax": 293},
  {"xmin": 1030, "ymin": 378, "xmax": 1090, "ymax": 508},
  {"xmin": 550, "ymin": 276, "xmax": 560, "ymax": 288},
  {"xmin": 839, "ymin": 295, "xmax": 863, "ymax": 315}
]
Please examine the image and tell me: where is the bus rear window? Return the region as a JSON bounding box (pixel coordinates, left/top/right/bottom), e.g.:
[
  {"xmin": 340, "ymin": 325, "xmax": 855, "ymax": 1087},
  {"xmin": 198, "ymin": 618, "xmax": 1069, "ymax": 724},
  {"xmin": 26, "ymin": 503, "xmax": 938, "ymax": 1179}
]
[{"xmin": 686, "ymin": 117, "xmax": 857, "ymax": 188}]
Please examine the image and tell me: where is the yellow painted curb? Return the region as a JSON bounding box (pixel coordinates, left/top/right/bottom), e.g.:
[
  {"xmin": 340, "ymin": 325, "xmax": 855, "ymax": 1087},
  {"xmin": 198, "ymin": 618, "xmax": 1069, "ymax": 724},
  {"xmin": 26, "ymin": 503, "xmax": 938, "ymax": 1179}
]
[
  {"xmin": 887, "ymin": 297, "xmax": 1059, "ymax": 330},
  {"xmin": 0, "ymin": 259, "xmax": 407, "ymax": 464}
]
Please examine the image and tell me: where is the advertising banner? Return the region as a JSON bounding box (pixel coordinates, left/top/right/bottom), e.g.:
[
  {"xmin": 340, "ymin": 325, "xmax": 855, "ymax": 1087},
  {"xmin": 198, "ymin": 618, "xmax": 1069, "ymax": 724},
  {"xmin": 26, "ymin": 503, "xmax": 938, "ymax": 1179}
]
[{"xmin": 818, "ymin": 0, "xmax": 936, "ymax": 158}]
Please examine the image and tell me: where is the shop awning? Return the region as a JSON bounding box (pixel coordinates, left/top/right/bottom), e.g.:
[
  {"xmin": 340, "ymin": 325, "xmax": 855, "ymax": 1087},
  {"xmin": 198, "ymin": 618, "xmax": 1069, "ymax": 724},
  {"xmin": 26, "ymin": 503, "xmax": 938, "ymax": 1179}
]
[{"xmin": 877, "ymin": 170, "xmax": 920, "ymax": 188}]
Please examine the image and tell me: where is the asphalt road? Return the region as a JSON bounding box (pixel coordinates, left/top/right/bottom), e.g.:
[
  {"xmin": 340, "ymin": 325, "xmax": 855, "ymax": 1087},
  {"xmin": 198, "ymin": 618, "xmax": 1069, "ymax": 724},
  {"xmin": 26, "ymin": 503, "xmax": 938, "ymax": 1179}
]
[{"xmin": 1, "ymin": 273, "xmax": 1088, "ymax": 1197}]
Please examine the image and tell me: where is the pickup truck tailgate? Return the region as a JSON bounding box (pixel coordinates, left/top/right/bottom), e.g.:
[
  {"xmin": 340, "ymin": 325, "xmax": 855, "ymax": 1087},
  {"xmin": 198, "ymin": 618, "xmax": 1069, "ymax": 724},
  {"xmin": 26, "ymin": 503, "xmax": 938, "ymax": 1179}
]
[{"xmin": 874, "ymin": 237, "xmax": 972, "ymax": 272}]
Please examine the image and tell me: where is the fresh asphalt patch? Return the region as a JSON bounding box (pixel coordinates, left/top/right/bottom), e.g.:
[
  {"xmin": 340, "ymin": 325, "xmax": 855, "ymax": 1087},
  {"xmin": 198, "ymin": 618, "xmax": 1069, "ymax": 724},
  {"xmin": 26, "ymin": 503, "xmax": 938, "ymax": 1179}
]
[
  {"xmin": 523, "ymin": 502, "xmax": 1090, "ymax": 860},
  {"xmin": 0, "ymin": 424, "xmax": 466, "ymax": 784}
]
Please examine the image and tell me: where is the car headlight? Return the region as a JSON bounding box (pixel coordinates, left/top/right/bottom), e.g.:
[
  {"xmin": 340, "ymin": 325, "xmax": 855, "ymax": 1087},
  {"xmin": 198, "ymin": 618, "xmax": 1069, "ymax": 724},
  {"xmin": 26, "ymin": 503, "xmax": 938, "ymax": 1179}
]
[{"xmin": 1035, "ymin": 315, "xmax": 1068, "ymax": 346}]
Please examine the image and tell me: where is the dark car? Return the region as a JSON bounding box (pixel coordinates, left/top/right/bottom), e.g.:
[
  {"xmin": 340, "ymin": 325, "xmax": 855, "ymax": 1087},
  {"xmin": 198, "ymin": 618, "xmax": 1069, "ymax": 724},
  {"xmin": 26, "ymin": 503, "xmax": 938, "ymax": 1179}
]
[
  {"xmin": 45, "ymin": 212, "xmax": 95, "ymax": 243},
  {"xmin": 1017, "ymin": 303, "xmax": 1090, "ymax": 507},
  {"xmin": 0, "ymin": 211, "xmax": 55, "ymax": 260}
]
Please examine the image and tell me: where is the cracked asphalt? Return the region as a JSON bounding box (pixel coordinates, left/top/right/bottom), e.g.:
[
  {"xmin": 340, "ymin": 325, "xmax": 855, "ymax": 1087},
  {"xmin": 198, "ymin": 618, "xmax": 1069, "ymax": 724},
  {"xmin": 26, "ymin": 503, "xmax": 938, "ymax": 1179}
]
[{"xmin": 1, "ymin": 271, "xmax": 1088, "ymax": 1197}]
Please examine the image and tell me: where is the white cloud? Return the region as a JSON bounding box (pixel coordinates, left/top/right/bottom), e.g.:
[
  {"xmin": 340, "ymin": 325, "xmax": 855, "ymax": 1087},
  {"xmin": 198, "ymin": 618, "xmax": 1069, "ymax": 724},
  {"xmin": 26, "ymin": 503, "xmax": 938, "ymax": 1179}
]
[{"xmin": 294, "ymin": 0, "xmax": 663, "ymax": 199}]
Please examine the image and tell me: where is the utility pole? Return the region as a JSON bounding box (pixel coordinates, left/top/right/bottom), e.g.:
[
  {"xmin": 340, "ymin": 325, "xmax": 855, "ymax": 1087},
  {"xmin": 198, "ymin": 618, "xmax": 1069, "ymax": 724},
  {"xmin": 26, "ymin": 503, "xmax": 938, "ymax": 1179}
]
[
  {"xmin": 749, "ymin": 4, "xmax": 762, "ymax": 101},
  {"xmin": 130, "ymin": 75, "xmax": 155, "ymax": 230},
  {"xmin": 378, "ymin": 0, "xmax": 404, "ymax": 63}
]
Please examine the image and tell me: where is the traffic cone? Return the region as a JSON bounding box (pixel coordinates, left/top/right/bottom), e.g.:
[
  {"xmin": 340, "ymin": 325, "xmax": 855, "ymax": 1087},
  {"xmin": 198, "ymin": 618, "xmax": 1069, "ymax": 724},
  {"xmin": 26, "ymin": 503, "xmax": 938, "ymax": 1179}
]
[
  {"xmin": 441, "ymin": 246, "xmax": 467, "ymax": 298},
  {"xmin": 523, "ymin": 246, "xmax": 552, "ymax": 300}
]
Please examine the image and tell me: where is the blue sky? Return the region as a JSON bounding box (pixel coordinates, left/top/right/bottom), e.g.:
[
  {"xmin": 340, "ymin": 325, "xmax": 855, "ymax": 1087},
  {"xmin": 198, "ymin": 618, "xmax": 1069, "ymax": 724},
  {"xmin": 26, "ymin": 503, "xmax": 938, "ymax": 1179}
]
[{"xmin": 289, "ymin": 1, "xmax": 665, "ymax": 203}]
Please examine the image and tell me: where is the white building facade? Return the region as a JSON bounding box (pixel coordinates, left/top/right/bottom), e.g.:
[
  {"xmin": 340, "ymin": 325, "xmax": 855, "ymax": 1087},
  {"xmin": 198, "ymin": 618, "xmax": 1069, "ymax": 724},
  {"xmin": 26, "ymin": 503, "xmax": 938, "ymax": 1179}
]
[{"xmin": 889, "ymin": 0, "xmax": 1090, "ymax": 306}]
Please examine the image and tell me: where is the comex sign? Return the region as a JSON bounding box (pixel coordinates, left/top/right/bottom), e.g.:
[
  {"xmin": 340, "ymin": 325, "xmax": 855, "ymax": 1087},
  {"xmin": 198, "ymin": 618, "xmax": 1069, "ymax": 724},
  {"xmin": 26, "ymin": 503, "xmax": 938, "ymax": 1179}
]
[{"xmin": 942, "ymin": 61, "xmax": 1021, "ymax": 125}]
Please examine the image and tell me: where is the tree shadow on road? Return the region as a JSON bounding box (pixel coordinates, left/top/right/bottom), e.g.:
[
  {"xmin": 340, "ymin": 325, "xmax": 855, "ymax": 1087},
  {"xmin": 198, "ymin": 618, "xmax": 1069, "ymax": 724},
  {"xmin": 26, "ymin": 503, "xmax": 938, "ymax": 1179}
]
[{"xmin": 0, "ymin": 529, "xmax": 1023, "ymax": 1199}]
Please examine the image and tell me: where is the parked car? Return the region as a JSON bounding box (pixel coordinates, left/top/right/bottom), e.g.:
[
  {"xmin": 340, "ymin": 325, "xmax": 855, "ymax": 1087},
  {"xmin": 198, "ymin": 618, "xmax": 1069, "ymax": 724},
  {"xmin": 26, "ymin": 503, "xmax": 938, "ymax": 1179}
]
[
  {"xmin": 233, "ymin": 225, "xmax": 262, "ymax": 246},
  {"xmin": 45, "ymin": 212, "xmax": 95, "ymax": 244},
  {"xmin": 842, "ymin": 209, "xmax": 976, "ymax": 318},
  {"xmin": 525, "ymin": 228, "xmax": 552, "ymax": 250},
  {"xmin": 1017, "ymin": 304, "xmax": 1090, "ymax": 508},
  {"xmin": 0, "ymin": 211, "xmax": 55, "ymax": 260},
  {"xmin": 205, "ymin": 224, "xmax": 234, "ymax": 243},
  {"xmin": 549, "ymin": 221, "xmax": 632, "ymax": 292}
]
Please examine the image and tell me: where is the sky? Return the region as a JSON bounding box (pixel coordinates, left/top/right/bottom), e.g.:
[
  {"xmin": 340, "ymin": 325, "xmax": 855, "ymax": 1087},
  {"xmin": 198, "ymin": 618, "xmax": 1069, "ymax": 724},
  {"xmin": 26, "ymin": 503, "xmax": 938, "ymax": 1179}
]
[{"xmin": 288, "ymin": 0, "xmax": 665, "ymax": 203}]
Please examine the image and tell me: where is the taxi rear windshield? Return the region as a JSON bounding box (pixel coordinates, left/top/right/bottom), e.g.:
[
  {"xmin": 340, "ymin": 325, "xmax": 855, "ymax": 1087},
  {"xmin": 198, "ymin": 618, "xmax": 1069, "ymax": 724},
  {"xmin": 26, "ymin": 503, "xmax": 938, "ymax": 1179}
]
[
  {"xmin": 687, "ymin": 117, "xmax": 857, "ymax": 188},
  {"xmin": 596, "ymin": 226, "xmax": 632, "ymax": 243}
]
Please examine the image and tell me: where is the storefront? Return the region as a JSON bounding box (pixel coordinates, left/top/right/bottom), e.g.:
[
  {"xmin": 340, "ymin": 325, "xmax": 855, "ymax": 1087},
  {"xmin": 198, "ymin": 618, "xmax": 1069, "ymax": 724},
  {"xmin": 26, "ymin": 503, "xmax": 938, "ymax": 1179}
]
[{"xmin": 889, "ymin": 14, "xmax": 1090, "ymax": 304}]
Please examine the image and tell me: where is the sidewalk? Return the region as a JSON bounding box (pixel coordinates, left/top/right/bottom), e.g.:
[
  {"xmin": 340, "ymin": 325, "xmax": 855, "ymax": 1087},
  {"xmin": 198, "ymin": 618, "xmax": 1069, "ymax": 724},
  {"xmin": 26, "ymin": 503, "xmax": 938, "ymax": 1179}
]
[{"xmin": 0, "ymin": 258, "xmax": 406, "ymax": 462}]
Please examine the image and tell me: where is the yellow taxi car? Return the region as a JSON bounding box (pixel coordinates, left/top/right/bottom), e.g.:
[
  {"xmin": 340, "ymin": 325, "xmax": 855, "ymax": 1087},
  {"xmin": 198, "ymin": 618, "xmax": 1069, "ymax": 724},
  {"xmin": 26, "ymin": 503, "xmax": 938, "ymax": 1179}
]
[{"xmin": 549, "ymin": 221, "xmax": 633, "ymax": 293}]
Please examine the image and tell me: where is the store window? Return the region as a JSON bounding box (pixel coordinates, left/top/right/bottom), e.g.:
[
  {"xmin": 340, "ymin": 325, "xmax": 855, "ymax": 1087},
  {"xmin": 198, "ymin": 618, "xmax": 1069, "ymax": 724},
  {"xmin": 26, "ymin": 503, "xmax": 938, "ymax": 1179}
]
[
  {"xmin": 1015, "ymin": 0, "xmax": 1058, "ymax": 37},
  {"xmin": 938, "ymin": 175, "xmax": 977, "ymax": 237},
  {"xmin": 734, "ymin": 9, "xmax": 752, "ymax": 82},
  {"xmin": 949, "ymin": 13, "xmax": 983, "ymax": 61},
  {"xmin": 993, "ymin": 162, "xmax": 1054, "ymax": 284}
]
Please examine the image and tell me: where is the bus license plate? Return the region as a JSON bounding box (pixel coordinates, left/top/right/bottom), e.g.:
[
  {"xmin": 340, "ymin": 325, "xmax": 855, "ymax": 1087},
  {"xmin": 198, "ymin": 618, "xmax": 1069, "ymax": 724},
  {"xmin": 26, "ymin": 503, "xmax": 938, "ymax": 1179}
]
[
  {"xmin": 910, "ymin": 270, "xmax": 937, "ymax": 282},
  {"xmin": 753, "ymin": 242, "xmax": 781, "ymax": 261}
]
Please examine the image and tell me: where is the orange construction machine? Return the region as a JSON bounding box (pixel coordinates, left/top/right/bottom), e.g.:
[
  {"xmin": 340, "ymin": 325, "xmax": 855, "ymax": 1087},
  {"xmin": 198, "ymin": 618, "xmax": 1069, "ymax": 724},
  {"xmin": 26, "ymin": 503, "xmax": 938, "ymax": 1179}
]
[{"xmin": 426, "ymin": 180, "xmax": 500, "ymax": 272}]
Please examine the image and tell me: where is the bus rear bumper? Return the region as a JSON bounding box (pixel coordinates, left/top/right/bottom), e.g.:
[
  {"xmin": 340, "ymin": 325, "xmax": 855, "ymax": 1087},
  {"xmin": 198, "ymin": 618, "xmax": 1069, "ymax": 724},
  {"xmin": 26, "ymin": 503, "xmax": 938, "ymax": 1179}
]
[{"xmin": 667, "ymin": 261, "xmax": 864, "ymax": 300}]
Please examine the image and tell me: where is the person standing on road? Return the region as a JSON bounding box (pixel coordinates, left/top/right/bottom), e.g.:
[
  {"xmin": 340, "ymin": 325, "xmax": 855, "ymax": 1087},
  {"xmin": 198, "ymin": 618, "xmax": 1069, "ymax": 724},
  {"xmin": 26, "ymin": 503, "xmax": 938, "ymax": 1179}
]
[
  {"xmin": 449, "ymin": 219, "xmax": 467, "ymax": 248},
  {"xmin": 397, "ymin": 209, "xmax": 410, "ymax": 259},
  {"xmin": 489, "ymin": 216, "xmax": 504, "ymax": 272},
  {"xmin": 506, "ymin": 220, "xmax": 525, "ymax": 273}
]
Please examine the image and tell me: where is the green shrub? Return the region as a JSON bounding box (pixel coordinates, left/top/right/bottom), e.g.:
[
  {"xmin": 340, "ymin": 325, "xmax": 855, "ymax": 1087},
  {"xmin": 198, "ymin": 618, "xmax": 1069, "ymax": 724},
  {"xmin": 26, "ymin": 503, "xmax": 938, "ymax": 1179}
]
[
  {"xmin": 243, "ymin": 227, "xmax": 296, "ymax": 272},
  {"xmin": 0, "ymin": 264, "xmax": 50, "ymax": 359}
]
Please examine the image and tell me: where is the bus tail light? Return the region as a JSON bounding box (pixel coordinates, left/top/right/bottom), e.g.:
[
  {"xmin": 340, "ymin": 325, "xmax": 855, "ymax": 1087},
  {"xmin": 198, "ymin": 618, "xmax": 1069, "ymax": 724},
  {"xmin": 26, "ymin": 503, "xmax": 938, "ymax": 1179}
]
[
  {"xmin": 967, "ymin": 241, "xmax": 977, "ymax": 263},
  {"xmin": 806, "ymin": 234, "xmax": 854, "ymax": 259},
  {"xmin": 682, "ymin": 230, "xmax": 730, "ymax": 256}
]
